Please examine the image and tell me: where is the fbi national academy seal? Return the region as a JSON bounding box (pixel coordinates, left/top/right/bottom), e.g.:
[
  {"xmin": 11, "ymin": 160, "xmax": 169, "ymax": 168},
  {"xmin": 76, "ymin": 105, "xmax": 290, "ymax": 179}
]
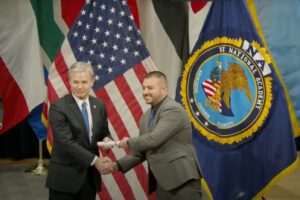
[{"xmin": 181, "ymin": 37, "xmax": 273, "ymax": 144}]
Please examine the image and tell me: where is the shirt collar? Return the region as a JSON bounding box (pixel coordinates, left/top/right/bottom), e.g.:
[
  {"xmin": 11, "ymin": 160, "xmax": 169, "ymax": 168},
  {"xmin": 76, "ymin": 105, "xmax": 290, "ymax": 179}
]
[
  {"xmin": 151, "ymin": 95, "xmax": 168, "ymax": 113},
  {"xmin": 72, "ymin": 93, "xmax": 90, "ymax": 108}
]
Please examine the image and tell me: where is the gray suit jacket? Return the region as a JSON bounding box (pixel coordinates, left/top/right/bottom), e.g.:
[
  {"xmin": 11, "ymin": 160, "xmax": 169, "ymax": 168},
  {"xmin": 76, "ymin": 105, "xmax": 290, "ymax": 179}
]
[
  {"xmin": 46, "ymin": 93, "xmax": 111, "ymax": 193},
  {"xmin": 118, "ymin": 96, "xmax": 201, "ymax": 193}
]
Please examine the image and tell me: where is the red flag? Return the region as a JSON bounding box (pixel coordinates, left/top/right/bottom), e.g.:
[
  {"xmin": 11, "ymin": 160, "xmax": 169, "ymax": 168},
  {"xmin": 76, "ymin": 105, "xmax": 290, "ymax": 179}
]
[{"xmin": 0, "ymin": 1, "xmax": 45, "ymax": 135}]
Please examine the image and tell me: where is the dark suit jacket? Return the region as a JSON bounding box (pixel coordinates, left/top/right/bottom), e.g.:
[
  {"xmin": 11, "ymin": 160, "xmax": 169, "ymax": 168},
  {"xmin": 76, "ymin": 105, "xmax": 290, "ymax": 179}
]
[
  {"xmin": 117, "ymin": 96, "xmax": 201, "ymax": 194},
  {"xmin": 45, "ymin": 93, "xmax": 111, "ymax": 193}
]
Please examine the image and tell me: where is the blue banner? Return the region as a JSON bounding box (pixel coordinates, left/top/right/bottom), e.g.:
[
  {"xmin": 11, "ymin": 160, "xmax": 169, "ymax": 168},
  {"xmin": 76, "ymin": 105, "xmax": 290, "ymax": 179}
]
[{"xmin": 177, "ymin": 0, "xmax": 298, "ymax": 199}]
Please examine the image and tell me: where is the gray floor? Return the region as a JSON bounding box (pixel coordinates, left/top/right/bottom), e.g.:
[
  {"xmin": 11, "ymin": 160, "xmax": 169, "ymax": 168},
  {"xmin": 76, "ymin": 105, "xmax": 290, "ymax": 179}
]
[
  {"xmin": 0, "ymin": 155, "xmax": 299, "ymax": 200},
  {"xmin": 0, "ymin": 165, "xmax": 48, "ymax": 200}
]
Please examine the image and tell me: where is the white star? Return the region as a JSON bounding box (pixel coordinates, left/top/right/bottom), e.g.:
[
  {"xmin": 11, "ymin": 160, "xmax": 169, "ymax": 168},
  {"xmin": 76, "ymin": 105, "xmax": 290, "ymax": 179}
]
[
  {"xmin": 110, "ymin": 7, "xmax": 115, "ymax": 14},
  {"xmin": 204, "ymin": 121, "xmax": 209, "ymax": 126},
  {"xmin": 99, "ymin": 52, "xmax": 105, "ymax": 58},
  {"xmin": 93, "ymin": 1, "xmax": 96, "ymax": 7},
  {"xmin": 102, "ymin": 41, "xmax": 108, "ymax": 47},
  {"xmin": 78, "ymin": 46, "xmax": 84, "ymax": 52},
  {"xmin": 97, "ymin": 64, "xmax": 103, "ymax": 70},
  {"xmin": 89, "ymin": 13, "xmax": 93, "ymax": 18},
  {"xmin": 97, "ymin": 16, "xmax": 103, "ymax": 22},
  {"xmin": 85, "ymin": 24, "xmax": 90, "ymax": 30},
  {"xmin": 117, "ymin": 22, "xmax": 123, "ymax": 28},
  {"xmin": 91, "ymin": 38, "xmax": 97, "ymax": 44},
  {"xmin": 101, "ymin": 4, "xmax": 106, "ymax": 10},
  {"xmin": 110, "ymin": 56, "xmax": 116, "ymax": 62},
  {"xmin": 120, "ymin": 59, "xmax": 126, "ymax": 65},
  {"xmin": 121, "ymin": 0, "xmax": 126, "ymax": 5},
  {"xmin": 123, "ymin": 48, "xmax": 129, "ymax": 53},
  {"xmin": 128, "ymin": 25, "xmax": 133, "ymax": 31},
  {"xmin": 190, "ymin": 98, "xmax": 194, "ymax": 103},
  {"xmin": 107, "ymin": 19, "xmax": 113, "ymax": 25},
  {"xmin": 107, "ymin": 67, "xmax": 113, "ymax": 73},
  {"xmin": 105, "ymin": 30, "xmax": 110, "ymax": 36},
  {"xmin": 81, "ymin": 9, "xmax": 86, "ymax": 15},
  {"xmin": 196, "ymin": 112, "xmax": 200, "ymax": 116},
  {"xmin": 82, "ymin": 35, "xmax": 87, "ymax": 41},
  {"xmin": 94, "ymin": 27, "xmax": 100, "ymax": 33},
  {"xmin": 95, "ymin": 74, "xmax": 99, "ymax": 80},
  {"xmin": 125, "ymin": 36, "xmax": 131, "ymax": 42},
  {"xmin": 130, "ymin": 15, "xmax": 134, "ymax": 20},
  {"xmin": 115, "ymin": 33, "xmax": 121, "ymax": 39},
  {"xmin": 133, "ymin": 51, "xmax": 139, "ymax": 57},
  {"xmin": 73, "ymin": 31, "xmax": 78, "ymax": 38},
  {"xmin": 136, "ymin": 40, "xmax": 141, "ymax": 46},
  {"xmin": 112, "ymin": 44, "xmax": 118, "ymax": 51},
  {"xmin": 120, "ymin": 11, "xmax": 125, "ymax": 16},
  {"xmin": 77, "ymin": 20, "xmax": 82, "ymax": 26},
  {"xmin": 89, "ymin": 49, "xmax": 94, "ymax": 55}
]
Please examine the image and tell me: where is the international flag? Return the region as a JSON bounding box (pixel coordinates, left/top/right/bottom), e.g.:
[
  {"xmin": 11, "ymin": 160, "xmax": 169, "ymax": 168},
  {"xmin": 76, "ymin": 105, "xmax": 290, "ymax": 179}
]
[
  {"xmin": 0, "ymin": 0, "xmax": 46, "ymax": 138},
  {"xmin": 137, "ymin": 0, "xmax": 190, "ymax": 98},
  {"xmin": 45, "ymin": 0, "xmax": 157, "ymax": 199},
  {"xmin": 178, "ymin": 0, "xmax": 298, "ymax": 199}
]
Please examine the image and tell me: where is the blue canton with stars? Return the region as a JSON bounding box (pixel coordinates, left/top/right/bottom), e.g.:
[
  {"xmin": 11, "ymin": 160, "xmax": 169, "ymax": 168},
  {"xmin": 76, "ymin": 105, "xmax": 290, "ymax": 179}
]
[{"xmin": 67, "ymin": 0, "xmax": 150, "ymax": 90}]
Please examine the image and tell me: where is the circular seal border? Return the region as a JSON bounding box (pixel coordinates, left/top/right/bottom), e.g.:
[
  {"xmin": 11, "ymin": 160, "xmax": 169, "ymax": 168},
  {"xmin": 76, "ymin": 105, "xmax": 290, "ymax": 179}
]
[{"xmin": 180, "ymin": 37, "xmax": 273, "ymax": 144}]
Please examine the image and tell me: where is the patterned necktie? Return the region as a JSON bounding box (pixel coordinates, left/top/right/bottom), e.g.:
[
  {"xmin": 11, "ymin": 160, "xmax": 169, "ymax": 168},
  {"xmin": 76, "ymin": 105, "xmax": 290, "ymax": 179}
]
[
  {"xmin": 81, "ymin": 101, "xmax": 90, "ymax": 139},
  {"xmin": 147, "ymin": 109, "xmax": 155, "ymax": 128}
]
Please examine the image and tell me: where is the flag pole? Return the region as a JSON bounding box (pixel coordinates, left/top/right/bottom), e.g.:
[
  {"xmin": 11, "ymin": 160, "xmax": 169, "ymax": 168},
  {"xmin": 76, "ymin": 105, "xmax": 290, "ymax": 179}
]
[{"xmin": 25, "ymin": 140, "xmax": 48, "ymax": 175}]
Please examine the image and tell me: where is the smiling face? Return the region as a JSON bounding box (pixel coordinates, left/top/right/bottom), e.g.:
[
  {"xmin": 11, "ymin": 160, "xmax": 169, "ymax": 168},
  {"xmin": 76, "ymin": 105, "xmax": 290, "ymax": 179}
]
[
  {"xmin": 142, "ymin": 76, "xmax": 167, "ymax": 106},
  {"xmin": 69, "ymin": 70, "xmax": 94, "ymax": 100}
]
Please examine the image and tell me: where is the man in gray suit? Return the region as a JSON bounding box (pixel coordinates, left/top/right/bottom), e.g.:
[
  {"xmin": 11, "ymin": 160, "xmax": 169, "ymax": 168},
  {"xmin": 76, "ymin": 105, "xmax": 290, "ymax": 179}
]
[
  {"xmin": 46, "ymin": 62, "xmax": 114, "ymax": 200},
  {"xmin": 115, "ymin": 71, "xmax": 202, "ymax": 200}
]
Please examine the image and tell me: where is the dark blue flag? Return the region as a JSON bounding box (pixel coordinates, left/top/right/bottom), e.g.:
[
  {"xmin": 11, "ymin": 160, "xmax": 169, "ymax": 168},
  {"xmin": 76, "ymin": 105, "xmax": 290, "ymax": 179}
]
[{"xmin": 177, "ymin": 0, "xmax": 297, "ymax": 199}]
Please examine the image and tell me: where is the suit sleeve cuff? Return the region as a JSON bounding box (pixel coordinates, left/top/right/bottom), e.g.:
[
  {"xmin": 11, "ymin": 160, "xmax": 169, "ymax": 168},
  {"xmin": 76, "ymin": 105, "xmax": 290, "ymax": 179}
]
[{"xmin": 91, "ymin": 156, "xmax": 98, "ymax": 166}]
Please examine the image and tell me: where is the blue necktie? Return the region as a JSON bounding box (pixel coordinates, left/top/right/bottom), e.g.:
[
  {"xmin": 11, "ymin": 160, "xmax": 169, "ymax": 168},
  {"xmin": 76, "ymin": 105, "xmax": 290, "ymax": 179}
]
[
  {"xmin": 147, "ymin": 109, "xmax": 155, "ymax": 128},
  {"xmin": 81, "ymin": 102, "xmax": 90, "ymax": 139}
]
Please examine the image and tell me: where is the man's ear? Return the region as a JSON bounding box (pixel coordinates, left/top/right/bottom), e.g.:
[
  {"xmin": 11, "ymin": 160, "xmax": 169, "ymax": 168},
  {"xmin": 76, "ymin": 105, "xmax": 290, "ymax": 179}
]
[{"xmin": 161, "ymin": 85, "xmax": 167, "ymax": 94}]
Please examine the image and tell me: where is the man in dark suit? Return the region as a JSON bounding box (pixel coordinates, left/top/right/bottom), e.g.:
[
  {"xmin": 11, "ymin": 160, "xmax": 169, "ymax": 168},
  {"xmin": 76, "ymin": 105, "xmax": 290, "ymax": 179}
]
[
  {"xmin": 115, "ymin": 71, "xmax": 202, "ymax": 200},
  {"xmin": 46, "ymin": 62, "xmax": 113, "ymax": 200}
]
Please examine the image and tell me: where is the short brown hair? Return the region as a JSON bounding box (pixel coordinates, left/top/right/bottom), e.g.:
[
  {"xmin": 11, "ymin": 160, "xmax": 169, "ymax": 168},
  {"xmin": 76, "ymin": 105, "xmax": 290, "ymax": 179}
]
[{"xmin": 145, "ymin": 71, "xmax": 167, "ymax": 84}]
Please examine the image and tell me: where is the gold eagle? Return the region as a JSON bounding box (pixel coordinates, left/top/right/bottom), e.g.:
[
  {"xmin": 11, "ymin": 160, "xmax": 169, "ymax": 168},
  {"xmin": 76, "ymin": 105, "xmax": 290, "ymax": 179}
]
[{"xmin": 220, "ymin": 62, "xmax": 252, "ymax": 109}]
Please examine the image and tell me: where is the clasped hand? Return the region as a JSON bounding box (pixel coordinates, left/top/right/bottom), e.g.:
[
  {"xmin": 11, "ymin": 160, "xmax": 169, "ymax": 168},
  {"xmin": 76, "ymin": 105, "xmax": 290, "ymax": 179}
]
[
  {"xmin": 96, "ymin": 137, "xmax": 130, "ymax": 174},
  {"xmin": 94, "ymin": 157, "xmax": 117, "ymax": 175}
]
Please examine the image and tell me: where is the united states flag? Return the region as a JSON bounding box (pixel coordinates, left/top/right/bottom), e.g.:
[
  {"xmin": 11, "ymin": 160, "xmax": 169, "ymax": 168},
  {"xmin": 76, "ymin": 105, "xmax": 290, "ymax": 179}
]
[{"xmin": 46, "ymin": 0, "xmax": 157, "ymax": 199}]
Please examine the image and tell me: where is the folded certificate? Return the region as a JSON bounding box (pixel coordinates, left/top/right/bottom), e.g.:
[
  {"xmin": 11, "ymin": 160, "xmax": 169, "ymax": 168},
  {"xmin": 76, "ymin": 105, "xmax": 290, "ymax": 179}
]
[{"xmin": 97, "ymin": 141, "xmax": 119, "ymax": 147}]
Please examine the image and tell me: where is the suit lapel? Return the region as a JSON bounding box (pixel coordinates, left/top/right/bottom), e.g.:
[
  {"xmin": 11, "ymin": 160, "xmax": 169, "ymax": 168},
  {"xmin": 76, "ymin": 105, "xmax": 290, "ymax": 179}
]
[
  {"xmin": 66, "ymin": 94, "xmax": 90, "ymax": 145},
  {"xmin": 148, "ymin": 97, "xmax": 170, "ymax": 130},
  {"xmin": 89, "ymin": 96, "xmax": 98, "ymax": 142}
]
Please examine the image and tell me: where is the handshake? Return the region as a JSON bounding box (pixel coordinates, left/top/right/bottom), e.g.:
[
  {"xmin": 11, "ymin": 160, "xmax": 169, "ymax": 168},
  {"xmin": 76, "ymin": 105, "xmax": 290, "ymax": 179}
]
[{"xmin": 94, "ymin": 137, "xmax": 130, "ymax": 174}]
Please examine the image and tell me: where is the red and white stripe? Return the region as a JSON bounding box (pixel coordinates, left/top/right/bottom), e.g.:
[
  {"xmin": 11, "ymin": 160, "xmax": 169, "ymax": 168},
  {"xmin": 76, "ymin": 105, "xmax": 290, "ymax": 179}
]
[{"xmin": 202, "ymin": 79, "xmax": 222, "ymax": 112}]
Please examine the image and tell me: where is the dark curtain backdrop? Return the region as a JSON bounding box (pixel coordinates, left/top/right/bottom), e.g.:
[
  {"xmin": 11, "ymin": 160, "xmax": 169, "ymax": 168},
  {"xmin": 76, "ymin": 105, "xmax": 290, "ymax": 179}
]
[{"xmin": 0, "ymin": 119, "xmax": 49, "ymax": 159}]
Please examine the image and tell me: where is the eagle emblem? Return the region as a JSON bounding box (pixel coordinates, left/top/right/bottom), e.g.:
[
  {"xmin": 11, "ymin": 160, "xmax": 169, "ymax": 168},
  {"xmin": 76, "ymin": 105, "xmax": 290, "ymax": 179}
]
[{"xmin": 202, "ymin": 62, "xmax": 252, "ymax": 116}]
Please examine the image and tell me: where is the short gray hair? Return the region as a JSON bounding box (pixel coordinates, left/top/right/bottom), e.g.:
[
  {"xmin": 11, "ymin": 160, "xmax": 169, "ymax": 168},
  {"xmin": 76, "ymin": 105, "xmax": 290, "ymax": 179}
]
[{"xmin": 68, "ymin": 62, "xmax": 95, "ymax": 80}]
